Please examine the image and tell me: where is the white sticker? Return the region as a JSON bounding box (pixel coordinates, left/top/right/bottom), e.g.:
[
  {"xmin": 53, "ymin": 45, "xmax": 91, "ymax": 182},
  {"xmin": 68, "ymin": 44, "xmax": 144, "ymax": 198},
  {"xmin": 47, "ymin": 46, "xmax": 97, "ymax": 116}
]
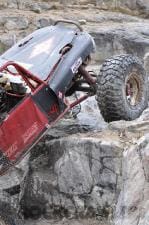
[
  {"xmin": 58, "ymin": 91, "xmax": 63, "ymax": 99},
  {"xmin": 71, "ymin": 57, "xmax": 82, "ymax": 74}
]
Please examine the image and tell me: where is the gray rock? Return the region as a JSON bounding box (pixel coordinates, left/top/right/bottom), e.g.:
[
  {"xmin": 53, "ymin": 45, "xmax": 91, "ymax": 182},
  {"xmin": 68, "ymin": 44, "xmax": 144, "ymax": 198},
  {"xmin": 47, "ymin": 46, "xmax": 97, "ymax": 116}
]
[
  {"xmin": 7, "ymin": 2, "xmax": 18, "ymax": 9},
  {"xmin": 16, "ymin": 17, "xmax": 29, "ymax": 30},
  {"xmin": 31, "ymin": 3, "xmax": 42, "ymax": 14},
  {"xmin": 21, "ymin": 131, "xmax": 123, "ymax": 219},
  {"xmin": 91, "ymin": 22, "xmax": 149, "ymax": 63},
  {"xmin": 4, "ymin": 17, "xmax": 29, "ymax": 30},
  {"xmin": 76, "ymin": 96, "xmax": 107, "ymax": 130},
  {"xmin": 4, "ymin": 20, "xmax": 17, "ymax": 30},
  {"xmin": 0, "ymin": 154, "xmax": 30, "ymax": 211},
  {"xmin": 96, "ymin": 0, "xmax": 149, "ymax": 16},
  {"xmin": 114, "ymin": 134, "xmax": 149, "ymax": 225},
  {"xmin": 0, "ymin": 35, "xmax": 15, "ymax": 53},
  {"xmin": 37, "ymin": 18, "xmax": 51, "ymax": 28},
  {"xmin": 136, "ymin": 0, "xmax": 149, "ymax": 16},
  {"xmin": 109, "ymin": 107, "xmax": 149, "ymax": 134},
  {"xmin": 38, "ymin": 3, "xmax": 53, "ymax": 11},
  {"xmin": 0, "ymin": 0, "xmax": 7, "ymax": 9}
]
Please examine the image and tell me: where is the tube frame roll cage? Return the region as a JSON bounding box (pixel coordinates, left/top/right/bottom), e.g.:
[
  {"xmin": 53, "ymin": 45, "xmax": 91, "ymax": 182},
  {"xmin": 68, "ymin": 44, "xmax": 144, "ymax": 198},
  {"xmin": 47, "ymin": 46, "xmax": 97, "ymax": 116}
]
[
  {"xmin": 0, "ymin": 60, "xmax": 96, "ymax": 108},
  {"xmin": 0, "ymin": 58, "xmax": 96, "ymax": 176}
]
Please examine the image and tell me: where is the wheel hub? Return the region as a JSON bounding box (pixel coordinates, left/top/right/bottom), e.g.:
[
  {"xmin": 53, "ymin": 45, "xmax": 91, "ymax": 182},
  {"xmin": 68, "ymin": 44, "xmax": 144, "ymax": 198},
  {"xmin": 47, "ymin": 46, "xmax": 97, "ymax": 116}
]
[{"xmin": 126, "ymin": 73, "xmax": 141, "ymax": 106}]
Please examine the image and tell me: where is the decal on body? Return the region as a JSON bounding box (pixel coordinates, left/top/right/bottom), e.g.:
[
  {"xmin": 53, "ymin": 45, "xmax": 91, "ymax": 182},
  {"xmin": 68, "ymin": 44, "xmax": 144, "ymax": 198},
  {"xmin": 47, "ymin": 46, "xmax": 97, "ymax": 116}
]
[
  {"xmin": 6, "ymin": 142, "xmax": 18, "ymax": 158},
  {"xmin": 71, "ymin": 57, "xmax": 82, "ymax": 74},
  {"xmin": 22, "ymin": 122, "xmax": 39, "ymax": 144}
]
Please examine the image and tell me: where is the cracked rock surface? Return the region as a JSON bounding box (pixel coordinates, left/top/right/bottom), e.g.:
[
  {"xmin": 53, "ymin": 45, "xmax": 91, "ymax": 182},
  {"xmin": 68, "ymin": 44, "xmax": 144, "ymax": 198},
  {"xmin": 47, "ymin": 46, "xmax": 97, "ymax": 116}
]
[
  {"xmin": 22, "ymin": 130, "xmax": 122, "ymax": 219},
  {"xmin": 0, "ymin": 93, "xmax": 148, "ymax": 225},
  {"xmin": 115, "ymin": 134, "xmax": 149, "ymax": 225},
  {"xmin": 21, "ymin": 107, "xmax": 149, "ymax": 225}
]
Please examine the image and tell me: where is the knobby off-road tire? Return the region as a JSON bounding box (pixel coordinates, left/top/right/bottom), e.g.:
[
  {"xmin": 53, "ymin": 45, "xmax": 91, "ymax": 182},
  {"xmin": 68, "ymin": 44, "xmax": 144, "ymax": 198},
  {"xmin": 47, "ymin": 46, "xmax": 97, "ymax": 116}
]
[
  {"xmin": 0, "ymin": 202, "xmax": 24, "ymax": 225},
  {"xmin": 96, "ymin": 54, "xmax": 148, "ymax": 122}
]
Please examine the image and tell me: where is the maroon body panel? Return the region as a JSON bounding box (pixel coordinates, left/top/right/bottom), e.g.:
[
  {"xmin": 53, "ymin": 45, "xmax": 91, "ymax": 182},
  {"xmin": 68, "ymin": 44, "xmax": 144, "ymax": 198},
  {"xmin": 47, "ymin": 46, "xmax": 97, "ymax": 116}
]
[{"xmin": 0, "ymin": 97, "xmax": 48, "ymax": 162}]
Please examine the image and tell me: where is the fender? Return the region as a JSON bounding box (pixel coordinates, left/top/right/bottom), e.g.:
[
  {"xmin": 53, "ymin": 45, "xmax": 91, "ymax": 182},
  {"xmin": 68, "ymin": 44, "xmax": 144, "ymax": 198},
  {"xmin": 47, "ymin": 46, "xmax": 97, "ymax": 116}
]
[{"xmin": 49, "ymin": 32, "xmax": 95, "ymax": 98}]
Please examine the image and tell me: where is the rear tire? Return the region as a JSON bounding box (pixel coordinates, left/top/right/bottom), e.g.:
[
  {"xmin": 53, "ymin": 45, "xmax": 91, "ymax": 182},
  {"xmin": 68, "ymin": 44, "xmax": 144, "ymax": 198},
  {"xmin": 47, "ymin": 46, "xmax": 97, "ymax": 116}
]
[{"xmin": 96, "ymin": 54, "xmax": 148, "ymax": 122}]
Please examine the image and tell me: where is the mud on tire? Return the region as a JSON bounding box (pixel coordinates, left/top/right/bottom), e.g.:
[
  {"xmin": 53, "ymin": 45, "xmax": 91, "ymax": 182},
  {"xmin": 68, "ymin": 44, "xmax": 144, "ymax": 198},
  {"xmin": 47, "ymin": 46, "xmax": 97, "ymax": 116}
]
[
  {"xmin": 0, "ymin": 202, "xmax": 24, "ymax": 225},
  {"xmin": 96, "ymin": 54, "xmax": 148, "ymax": 122}
]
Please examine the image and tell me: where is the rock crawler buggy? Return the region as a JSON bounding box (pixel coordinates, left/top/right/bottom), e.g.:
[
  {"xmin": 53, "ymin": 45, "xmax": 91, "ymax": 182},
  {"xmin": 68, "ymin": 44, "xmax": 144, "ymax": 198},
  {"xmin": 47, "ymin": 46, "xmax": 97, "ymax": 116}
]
[{"xmin": 0, "ymin": 20, "xmax": 148, "ymax": 224}]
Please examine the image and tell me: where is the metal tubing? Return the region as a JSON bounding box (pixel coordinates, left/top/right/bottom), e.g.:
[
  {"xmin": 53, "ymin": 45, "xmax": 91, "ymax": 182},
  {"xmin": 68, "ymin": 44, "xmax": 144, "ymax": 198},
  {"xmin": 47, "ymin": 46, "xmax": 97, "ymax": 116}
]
[
  {"xmin": 78, "ymin": 65, "xmax": 96, "ymax": 85},
  {"xmin": 54, "ymin": 20, "xmax": 83, "ymax": 32},
  {"xmin": 70, "ymin": 94, "xmax": 89, "ymax": 108}
]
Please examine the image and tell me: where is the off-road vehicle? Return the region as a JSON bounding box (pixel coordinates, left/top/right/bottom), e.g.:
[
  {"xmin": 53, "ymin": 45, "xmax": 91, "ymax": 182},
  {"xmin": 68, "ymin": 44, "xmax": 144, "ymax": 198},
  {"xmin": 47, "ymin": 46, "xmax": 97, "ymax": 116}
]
[{"xmin": 0, "ymin": 20, "xmax": 148, "ymax": 224}]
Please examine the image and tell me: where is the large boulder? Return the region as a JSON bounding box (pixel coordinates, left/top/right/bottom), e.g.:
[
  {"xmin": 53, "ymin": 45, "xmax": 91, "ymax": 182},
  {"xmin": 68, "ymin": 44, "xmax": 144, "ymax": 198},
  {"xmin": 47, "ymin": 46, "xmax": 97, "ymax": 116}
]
[
  {"xmin": 91, "ymin": 22, "xmax": 149, "ymax": 63},
  {"xmin": 114, "ymin": 134, "xmax": 149, "ymax": 225},
  {"xmin": 0, "ymin": 154, "xmax": 30, "ymax": 213},
  {"xmin": 110, "ymin": 109, "xmax": 149, "ymax": 224},
  {"xmin": 22, "ymin": 130, "xmax": 123, "ymax": 219}
]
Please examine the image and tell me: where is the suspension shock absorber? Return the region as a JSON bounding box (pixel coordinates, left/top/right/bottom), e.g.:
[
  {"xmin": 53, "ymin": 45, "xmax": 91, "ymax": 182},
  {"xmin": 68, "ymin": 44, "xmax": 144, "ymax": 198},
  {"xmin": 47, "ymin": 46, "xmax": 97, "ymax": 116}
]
[{"xmin": 78, "ymin": 65, "xmax": 97, "ymax": 94}]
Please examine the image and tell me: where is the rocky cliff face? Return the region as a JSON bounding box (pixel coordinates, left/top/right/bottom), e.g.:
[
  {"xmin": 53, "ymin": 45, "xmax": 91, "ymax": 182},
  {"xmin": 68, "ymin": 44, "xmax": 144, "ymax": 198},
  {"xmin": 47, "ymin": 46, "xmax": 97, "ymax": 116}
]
[
  {"xmin": 0, "ymin": 98, "xmax": 148, "ymax": 225},
  {"xmin": 1, "ymin": 0, "xmax": 149, "ymax": 16},
  {"xmin": 96, "ymin": 0, "xmax": 149, "ymax": 16},
  {"xmin": 1, "ymin": 0, "xmax": 149, "ymax": 64},
  {"xmin": 110, "ymin": 112, "xmax": 149, "ymax": 225},
  {"xmin": 0, "ymin": 1, "xmax": 149, "ymax": 225}
]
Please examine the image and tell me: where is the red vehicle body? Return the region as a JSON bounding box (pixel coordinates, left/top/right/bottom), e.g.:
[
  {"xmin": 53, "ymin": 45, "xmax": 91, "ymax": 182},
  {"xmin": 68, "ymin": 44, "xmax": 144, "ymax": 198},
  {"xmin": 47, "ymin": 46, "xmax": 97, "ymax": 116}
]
[{"xmin": 0, "ymin": 62, "xmax": 58, "ymax": 173}]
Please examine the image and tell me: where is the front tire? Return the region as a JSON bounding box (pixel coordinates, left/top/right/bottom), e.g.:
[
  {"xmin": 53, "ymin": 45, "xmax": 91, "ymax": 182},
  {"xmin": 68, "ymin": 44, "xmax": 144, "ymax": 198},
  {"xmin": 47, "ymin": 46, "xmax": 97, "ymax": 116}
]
[{"xmin": 96, "ymin": 54, "xmax": 148, "ymax": 122}]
